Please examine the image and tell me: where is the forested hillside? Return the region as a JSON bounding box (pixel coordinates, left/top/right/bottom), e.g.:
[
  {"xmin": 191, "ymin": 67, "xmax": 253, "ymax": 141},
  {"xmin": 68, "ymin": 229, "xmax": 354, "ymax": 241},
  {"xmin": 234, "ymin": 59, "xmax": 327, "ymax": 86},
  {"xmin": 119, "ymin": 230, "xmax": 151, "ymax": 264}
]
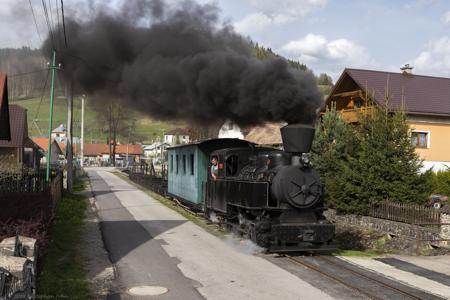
[{"xmin": 0, "ymin": 47, "xmax": 47, "ymax": 100}]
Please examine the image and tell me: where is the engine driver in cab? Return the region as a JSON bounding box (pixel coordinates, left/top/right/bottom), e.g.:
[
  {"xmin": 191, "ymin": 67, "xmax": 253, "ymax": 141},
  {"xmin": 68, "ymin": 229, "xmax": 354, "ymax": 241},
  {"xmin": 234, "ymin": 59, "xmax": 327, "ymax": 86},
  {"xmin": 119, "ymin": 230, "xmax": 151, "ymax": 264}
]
[{"xmin": 211, "ymin": 156, "xmax": 219, "ymax": 180}]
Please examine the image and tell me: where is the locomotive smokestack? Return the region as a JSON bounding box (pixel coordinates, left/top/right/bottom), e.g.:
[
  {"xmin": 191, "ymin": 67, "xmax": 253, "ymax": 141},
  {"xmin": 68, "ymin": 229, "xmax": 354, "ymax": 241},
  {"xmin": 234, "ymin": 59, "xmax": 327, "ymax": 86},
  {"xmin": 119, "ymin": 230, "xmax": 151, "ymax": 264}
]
[{"xmin": 280, "ymin": 124, "xmax": 315, "ymax": 165}]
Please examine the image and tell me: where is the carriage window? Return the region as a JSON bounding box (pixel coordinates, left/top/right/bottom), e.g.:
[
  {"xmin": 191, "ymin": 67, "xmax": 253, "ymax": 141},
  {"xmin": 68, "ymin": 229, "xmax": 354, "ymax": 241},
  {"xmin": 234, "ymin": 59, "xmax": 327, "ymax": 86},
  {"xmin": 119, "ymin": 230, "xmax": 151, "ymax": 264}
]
[
  {"xmin": 183, "ymin": 155, "xmax": 186, "ymax": 174},
  {"xmin": 170, "ymin": 155, "xmax": 173, "ymax": 172},
  {"xmin": 226, "ymin": 155, "xmax": 239, "ymax": 176},
  {"xmin": 190, "ymin": 154, "xmax": 195, "ymax": 175},
  {"xmin": 176, "ymin": 155, "xmax": 179, "ymax": 174}
]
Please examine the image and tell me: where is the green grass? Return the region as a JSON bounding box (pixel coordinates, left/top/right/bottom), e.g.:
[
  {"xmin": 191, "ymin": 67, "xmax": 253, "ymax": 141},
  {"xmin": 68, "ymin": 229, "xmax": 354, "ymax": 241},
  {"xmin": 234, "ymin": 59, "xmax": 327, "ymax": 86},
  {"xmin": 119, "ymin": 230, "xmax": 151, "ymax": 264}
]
[
  {"xmin": 113, "ymin": 171, "xmax": 225, "ymax": 237},
  {"xmin": 37, "ymin": 176, "xmax": 91, "ymax": 299},
  {"xmin": 10, "ymin": 96, "xmax": 181, "ymax": 143},
  {"xmin": 329, "ymin": 249, "xmax": 382, "ymax": 257}
]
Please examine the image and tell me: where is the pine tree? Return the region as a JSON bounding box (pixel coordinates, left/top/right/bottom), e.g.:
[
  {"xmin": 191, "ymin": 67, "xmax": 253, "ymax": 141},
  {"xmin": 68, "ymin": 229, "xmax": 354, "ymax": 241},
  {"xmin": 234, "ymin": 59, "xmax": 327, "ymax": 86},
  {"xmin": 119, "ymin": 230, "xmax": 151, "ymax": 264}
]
[
  {"xmin": 330, "ymin": 102, "xmax": 432, "ymax": 214},
  {"xmin": 311, "ymin": 102, "xmax": 355, "ymax": 177}
]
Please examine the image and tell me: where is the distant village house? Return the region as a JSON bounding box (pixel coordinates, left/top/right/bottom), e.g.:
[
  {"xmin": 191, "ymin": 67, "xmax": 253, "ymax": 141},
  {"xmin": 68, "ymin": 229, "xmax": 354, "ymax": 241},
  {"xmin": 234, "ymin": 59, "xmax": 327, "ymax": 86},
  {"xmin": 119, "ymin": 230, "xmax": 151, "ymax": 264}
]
[
  {"xmin": 164, "ymin": 128, "xmax": 190, "ymax": 145},
  {"xmin": 32, "ymin": 137, "xmax": 64, "ymax": 163},
  {"xmin": 83, "ymin": 143, "xmax": 143, "ymax": 166},
  {"xmin": 218, "ymin": 120, "xmax": 244, "ymax": 139}
]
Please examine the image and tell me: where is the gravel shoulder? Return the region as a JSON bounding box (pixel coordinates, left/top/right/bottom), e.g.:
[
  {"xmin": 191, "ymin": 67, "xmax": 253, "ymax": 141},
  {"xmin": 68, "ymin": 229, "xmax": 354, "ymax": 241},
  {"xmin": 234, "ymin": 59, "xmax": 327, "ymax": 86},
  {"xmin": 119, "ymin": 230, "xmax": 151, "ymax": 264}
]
[{"xmin": 78, "ymin": 177, "xmax": 115, "ymax": 298}]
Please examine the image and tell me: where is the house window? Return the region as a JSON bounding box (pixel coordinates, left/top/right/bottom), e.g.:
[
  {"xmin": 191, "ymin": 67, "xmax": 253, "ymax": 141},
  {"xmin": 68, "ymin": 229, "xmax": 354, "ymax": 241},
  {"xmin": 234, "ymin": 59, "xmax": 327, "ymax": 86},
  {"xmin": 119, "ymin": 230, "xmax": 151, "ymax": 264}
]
[
  {"xmin": 354, "ymin": 99, "xmax": 363, "ymax": 108},
  {"xmin": 170, "ymin": 155, "xmax": 173, "ymax": 172},
  {"xmin": 411, "ymin": 131, "xmax": 429, "ymax": 148},
  {"xmin": 183, "ymin": 155, "xmax": 186, "ymax": 174},
  {"xmin": 176, "ymin": 155, "xmax": 179, "ymax": 174},
  {"xmin": 190, "ymin": 154, "xmax": 195, "ymax": 175}
]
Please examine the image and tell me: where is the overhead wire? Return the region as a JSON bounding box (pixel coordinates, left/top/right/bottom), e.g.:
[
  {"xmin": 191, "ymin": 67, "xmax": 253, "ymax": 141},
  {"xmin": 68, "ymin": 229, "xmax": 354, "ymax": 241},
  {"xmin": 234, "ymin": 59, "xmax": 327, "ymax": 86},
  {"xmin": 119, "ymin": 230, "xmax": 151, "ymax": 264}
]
[
  {"xmin": 28, "ymin": 0, "xmax": 43, "ymax": 45},
  {"xmin": 33, "ymin": 69, "xmax": 51, "ymax": 124},
  {"xmin": 9, "ymin": 69, "xmax": 48, "ymax": 78},
  {"xmin": 48, "ymin": 0, "xmax": 55, "ymax": 37},
  {"xmin": 60, "ymin": 0, "xmax": 68, "ymax": 48},
  {"xmin": 55, "ymin": 0, "xmax": 63, "ymax": 49},
  {"xmin": 41, "ymin": 0, "xmax": 55, "ymax": 49}
]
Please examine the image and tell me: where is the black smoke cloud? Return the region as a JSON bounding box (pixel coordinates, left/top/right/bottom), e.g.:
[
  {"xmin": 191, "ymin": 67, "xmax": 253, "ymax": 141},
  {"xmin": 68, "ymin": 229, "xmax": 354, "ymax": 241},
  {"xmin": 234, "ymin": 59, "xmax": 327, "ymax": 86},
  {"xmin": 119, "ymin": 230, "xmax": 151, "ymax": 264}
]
[{"xmin": 44, "ymin": 0, "xmax": 323, "ymax": 126}]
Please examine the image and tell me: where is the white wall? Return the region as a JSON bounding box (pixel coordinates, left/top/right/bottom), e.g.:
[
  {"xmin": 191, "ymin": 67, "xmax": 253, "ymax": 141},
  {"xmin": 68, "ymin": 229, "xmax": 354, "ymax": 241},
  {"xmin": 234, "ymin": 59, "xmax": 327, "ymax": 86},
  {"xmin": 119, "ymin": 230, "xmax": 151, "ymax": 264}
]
[
  {"xmin": 218, "ymin": 120, "xmax": 244, "ymax": 139},
  {"xmin": 421, "ymin": 161, "xmax": 450, "ymax": 172}
]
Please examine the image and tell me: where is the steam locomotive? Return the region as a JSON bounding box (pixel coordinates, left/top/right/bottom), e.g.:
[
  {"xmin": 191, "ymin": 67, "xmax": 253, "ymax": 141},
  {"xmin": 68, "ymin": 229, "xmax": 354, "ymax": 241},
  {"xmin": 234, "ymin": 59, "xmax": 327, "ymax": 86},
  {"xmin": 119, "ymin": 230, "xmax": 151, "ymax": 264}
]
[{"xmin": 167, "ymin": 124, "xmax": 334, "ymax": 252}]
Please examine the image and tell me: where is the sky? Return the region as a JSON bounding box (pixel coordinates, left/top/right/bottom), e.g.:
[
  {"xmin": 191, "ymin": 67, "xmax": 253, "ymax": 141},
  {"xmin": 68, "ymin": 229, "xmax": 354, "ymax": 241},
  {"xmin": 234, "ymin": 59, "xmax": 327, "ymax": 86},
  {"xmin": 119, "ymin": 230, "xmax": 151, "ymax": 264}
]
[{"xmin": 1, "ymin": 0, "xmax": 449, "ymax": 81}]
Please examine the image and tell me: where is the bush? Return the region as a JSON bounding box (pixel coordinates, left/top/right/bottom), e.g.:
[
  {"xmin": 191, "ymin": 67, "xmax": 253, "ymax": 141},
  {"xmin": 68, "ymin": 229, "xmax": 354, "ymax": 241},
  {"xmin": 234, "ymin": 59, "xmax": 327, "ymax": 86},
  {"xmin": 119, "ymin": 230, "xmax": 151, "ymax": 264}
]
[{"xmin": 431, "ymin": 169, "xmax": 450, "ymax": 197}]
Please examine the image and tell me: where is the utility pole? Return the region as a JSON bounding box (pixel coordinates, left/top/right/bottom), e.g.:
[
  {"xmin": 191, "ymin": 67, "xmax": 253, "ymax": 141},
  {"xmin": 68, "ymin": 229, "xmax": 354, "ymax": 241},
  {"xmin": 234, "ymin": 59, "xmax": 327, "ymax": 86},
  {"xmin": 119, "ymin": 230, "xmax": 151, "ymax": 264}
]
[
  {"xmin": 45, "ymin": 49, "xmax": 60, "ymax": 182},
  {"xmin": 66, "ymin": 80, "xmax": 74, "ymax": 192},
  {"xmin": 126, "ymin": 128, "xmax": 130, "ymax": 168},
  {"xmin": 80, "ymin": 95, "xmax": 85, "ymax": 167}
]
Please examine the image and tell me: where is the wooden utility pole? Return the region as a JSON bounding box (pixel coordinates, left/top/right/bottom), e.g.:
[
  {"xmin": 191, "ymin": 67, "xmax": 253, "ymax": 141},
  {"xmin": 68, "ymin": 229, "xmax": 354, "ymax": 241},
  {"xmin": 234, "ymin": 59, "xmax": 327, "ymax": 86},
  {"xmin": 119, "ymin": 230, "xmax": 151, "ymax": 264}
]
[
  {"xmin": 80, "ymin": 95, "xmax": 85, "ymax": 167},
  {"xmin": 66, "ymin": 80, "xmax": 73, "ymax": 192},
  {"xmin": 45, "ymin": 49, "xmax": 60, "ymax": 182}
]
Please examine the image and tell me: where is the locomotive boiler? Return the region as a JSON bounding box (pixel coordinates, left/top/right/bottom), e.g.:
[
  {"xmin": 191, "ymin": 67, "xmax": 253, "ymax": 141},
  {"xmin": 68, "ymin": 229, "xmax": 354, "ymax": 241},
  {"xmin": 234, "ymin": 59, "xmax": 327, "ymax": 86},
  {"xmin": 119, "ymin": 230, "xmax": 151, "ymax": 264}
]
[{"xmin": 167, "ymin": 124, "xmax": 335, "ymax": 252}]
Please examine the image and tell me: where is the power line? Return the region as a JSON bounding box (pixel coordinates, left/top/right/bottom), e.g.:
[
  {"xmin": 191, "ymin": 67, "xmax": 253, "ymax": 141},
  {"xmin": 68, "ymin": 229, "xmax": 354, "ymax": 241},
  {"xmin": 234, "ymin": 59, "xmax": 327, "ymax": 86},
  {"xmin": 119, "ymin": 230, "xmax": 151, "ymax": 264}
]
[
  {"xmin": 55, "ymin": 0, "xmax": 63, "ymax": 49},
  {"xmin": 41, "ymin": 0, "xmax": 55, "ymax": 49},
  {"xmin": 48, "ymin": 0, "xmax": 55, "ymax": 37},
  {"xmin": 34, "ymin": 69, "xmax": 51, "ymax": 125},
  {"xmin": 28, "ymin": 0, "xmax": 43, "ymax": 45},
  {"xmin": 60, "ymin": 0, "xmax": 68, "ymax": 48},
  {"xmin": 9, "ymin": 69, "xmax": 48, "ymax": 78}
]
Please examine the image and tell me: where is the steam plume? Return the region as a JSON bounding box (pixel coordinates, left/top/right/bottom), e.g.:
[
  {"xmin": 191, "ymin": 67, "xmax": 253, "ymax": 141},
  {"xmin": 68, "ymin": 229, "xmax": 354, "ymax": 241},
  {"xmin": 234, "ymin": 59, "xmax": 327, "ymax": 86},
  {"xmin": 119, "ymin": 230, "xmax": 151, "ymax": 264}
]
[{"xmin": 44, "ymin": 0, "xmax": 322, "ymax": 126}]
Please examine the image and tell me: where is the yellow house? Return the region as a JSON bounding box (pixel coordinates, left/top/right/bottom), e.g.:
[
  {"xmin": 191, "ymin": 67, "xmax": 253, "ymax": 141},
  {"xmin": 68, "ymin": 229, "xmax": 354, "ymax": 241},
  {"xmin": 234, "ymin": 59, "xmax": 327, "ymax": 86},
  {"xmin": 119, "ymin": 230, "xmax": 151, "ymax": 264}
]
[{"xmin": 326, "ymin": 66, "xmax": 450, "ymax": 171}]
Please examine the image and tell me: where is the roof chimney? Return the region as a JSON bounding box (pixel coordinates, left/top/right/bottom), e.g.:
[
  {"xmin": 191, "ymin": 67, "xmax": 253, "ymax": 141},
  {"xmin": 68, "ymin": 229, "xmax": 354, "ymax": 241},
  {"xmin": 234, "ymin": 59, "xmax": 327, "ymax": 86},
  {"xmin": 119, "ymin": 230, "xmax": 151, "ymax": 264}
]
[{"xmin": 400, "ymin": 64, "xmax": 413, "ymax": 75}]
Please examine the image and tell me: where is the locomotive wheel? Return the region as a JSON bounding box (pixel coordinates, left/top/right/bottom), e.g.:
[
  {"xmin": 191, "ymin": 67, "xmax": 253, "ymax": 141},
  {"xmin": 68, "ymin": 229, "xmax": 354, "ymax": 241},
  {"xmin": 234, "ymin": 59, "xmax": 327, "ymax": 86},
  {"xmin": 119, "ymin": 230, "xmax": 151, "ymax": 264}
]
[{"xmin": 249, "ymin": 224, "xmax": 271, "ymax": 248}]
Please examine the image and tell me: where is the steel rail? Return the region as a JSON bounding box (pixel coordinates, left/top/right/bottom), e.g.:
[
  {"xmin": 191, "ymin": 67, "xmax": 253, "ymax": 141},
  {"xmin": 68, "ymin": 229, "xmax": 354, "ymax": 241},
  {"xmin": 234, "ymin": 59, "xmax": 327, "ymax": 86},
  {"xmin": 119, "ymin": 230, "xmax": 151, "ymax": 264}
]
[
  {"xmin": 317, "ymin": 256, "xmax": 424, "ymax": 300},
  {"xmin": 287, "ymin": 255, "xmax": 423, "ymax": 300}
]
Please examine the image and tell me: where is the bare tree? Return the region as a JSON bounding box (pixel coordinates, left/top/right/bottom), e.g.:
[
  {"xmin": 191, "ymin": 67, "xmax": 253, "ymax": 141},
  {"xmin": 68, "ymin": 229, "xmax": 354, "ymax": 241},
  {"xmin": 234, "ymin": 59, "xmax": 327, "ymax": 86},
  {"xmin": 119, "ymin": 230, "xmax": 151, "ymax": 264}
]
[{"xmin": 96, "ymin": 102, "xmax": 139, "ymax": 166}]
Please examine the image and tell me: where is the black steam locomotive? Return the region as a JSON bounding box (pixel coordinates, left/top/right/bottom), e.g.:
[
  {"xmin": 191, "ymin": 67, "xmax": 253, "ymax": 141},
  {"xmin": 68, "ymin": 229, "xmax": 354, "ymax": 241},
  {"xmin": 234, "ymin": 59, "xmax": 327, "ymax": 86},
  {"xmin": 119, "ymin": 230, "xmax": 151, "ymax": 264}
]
[{"xmin": 165, "ymin": 123, "xmax": 334, "ymax": 252}]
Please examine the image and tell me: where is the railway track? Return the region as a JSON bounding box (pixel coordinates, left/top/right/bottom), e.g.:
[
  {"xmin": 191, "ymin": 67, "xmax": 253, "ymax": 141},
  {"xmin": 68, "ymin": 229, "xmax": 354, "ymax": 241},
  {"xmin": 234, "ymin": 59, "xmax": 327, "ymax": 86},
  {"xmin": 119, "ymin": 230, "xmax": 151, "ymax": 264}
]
[{"xmin": 286, "ymin": 255, "xmax": 445, "ymax": 300}]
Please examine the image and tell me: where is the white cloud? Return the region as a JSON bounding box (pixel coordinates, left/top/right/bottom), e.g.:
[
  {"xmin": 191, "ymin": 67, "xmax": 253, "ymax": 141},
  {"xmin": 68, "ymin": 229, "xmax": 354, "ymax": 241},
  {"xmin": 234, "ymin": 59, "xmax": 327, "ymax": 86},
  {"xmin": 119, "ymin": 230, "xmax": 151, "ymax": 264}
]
[
  {"xmin": 280, "ymin": 33, "xmax": 370, "ymax": 66},
  {"xmin": 413, "ymin": 36, "xmax": 450, "ymax": 76},
  {"xmin": 279, "ymin": 33, "xmax": 374, "ymax": 81},
  {"xmin": 244, "ymin": 0, "xmax": 327, "ymax": 19},
  {"xmin": 442, "ymin": 11, "xmax": 450, "ymax": 24},
  {"xmin": 234, "ymin": 0, "xmax": 327, "ymax": 34},
  {"xmin": 234, "ymin": 13, "xmax": 274, "ymax": 35}
]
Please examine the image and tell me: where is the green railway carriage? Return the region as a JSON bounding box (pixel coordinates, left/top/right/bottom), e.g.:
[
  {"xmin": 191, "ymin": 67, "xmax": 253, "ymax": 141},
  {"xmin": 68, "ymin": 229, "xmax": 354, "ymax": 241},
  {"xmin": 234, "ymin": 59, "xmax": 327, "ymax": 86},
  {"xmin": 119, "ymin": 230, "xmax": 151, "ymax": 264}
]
[{"xmin": 167, "ymin": 139, "xmax": 253, "ymax": 207}]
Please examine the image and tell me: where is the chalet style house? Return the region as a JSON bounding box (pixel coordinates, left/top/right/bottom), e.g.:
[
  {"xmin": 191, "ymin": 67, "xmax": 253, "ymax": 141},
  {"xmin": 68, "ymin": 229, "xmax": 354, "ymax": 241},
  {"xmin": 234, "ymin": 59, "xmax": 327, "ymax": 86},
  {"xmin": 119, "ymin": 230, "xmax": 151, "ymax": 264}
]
[{"xmin": 326, "ymin": 66, "xmax": 450, "ymax": 171}]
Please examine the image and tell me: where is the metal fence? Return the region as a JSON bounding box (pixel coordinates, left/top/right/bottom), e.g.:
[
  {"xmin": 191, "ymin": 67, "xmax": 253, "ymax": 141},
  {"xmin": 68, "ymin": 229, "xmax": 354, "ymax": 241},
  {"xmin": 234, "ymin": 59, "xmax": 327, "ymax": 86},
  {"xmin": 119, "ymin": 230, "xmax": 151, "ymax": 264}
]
[{"xmin": 369, "ymin": 201, "xmax": 441, "ymax": 225}]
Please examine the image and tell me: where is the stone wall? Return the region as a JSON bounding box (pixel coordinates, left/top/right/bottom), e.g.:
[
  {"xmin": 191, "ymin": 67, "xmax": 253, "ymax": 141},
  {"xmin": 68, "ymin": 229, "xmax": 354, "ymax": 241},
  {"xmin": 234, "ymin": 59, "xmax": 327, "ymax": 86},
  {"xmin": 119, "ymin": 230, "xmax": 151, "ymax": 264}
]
[
  {"xmin": 441, "ymin": 213, "xmax": 450, "ymax": 239},
  {"xmin": 0, "ymin": 235, "xmax": 36, "ymax": 298},
  {"xmin": 325, "ymin": 209, "xmax": 449, "ymax": 248}
]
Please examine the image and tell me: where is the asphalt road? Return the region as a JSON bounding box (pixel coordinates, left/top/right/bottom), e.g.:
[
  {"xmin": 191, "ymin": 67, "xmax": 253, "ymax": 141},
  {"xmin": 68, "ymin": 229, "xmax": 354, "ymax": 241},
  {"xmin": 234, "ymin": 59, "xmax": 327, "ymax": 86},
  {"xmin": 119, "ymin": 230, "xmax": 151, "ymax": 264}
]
[{"xmin": 87, "ymin": 168, "xmax": 335, "ymax": 300}]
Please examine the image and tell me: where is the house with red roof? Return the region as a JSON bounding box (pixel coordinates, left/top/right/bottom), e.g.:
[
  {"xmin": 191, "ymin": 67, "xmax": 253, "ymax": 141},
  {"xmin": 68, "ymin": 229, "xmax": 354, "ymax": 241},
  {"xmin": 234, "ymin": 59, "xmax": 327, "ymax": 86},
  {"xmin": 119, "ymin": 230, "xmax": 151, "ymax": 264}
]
[
  {"xmin": 326, "ymin": 65, "xmax": 450, "ymax": 171},
  {"xmin": 82, "ymin": 143, "xmax": 143, "ymax": 166},
  {"xmin": 32, "ymin": 137, "xmax": 64, "ymax": 162}
]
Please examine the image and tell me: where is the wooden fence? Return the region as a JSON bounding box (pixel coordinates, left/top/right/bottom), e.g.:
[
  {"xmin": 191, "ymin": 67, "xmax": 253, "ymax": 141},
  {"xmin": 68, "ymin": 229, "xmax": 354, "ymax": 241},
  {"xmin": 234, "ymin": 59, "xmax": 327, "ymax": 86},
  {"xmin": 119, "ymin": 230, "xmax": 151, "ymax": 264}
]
[
  {"xmin": 0, "ymin": 172, "xmax": 63, "ymax": 221},
  {"xmin": 0, "ymin": 171, "xmax": 49, "ymax": 194},
  {"xmin": 369, "ymin": 201, "xmax": 441, "ymax": 225}
]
